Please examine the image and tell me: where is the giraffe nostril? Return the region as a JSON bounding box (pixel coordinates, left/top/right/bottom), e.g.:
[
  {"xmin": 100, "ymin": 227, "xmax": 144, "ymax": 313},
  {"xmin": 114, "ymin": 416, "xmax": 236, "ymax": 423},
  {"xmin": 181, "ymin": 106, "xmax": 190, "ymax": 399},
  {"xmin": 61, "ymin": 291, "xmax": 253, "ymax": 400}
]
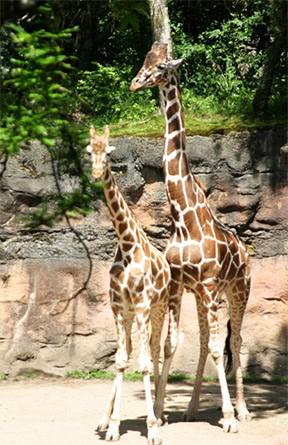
[{"xmin": 130, "ymin": 79, "xmax": 141, "ymax": 91}]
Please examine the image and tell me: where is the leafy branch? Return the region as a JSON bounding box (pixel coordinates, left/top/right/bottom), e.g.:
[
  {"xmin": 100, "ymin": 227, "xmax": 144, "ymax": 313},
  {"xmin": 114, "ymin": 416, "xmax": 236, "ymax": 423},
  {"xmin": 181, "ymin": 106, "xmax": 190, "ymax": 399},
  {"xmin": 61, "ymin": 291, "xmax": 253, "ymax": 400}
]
[{"xmin": 0, "ymin": 5, "xmax": 103, "ymax": 303}]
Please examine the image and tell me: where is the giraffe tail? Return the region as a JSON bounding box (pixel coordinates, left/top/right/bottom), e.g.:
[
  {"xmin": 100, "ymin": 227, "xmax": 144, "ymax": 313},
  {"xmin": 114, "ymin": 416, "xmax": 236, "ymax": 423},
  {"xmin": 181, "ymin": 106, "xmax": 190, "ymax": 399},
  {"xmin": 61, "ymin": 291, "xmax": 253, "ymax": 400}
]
[{"xmin": 224, "ymin": 320, "xmax": 233, "ymax": 374}]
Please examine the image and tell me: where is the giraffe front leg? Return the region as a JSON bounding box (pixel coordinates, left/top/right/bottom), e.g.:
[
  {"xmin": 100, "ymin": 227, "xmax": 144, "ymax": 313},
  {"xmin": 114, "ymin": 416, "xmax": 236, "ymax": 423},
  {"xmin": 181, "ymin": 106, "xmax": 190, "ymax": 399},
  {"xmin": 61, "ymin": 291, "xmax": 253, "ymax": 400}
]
[
  {"xmin": 144, "ymin": 373, "xmax": 162, "ymax": 445},
  {"xmin": 105, "ymin": 345, "xmax": 128, "ymax": 441},
  {"xmin": 105, "ymin": 371, "xmax": 124, "ymax": 442},
  {"xmin": 97, "ymin": 377, "xmax": 117, "ymax": 432},
  {"xmin": 104, "ymin": 307, "xmax": 131, "ymax": 441},
  {"xmin": 141, "ymin": 359, "xmax": 162, "ymax": 444},
  {"xmin": 136, "ymin": 308, "xmax": 162, "ymax": 444}
]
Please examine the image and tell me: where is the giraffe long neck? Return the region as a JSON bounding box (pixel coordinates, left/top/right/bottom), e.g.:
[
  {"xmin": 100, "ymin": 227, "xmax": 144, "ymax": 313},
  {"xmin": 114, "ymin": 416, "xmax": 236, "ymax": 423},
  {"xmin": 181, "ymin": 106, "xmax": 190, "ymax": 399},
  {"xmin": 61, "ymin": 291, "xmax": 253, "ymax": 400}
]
[
  {"xmin": 101, "ymin": 165, "xmax": 139, "ymax": 246},
  {"xmin": 162, "ymin": 70, "xmax": 206, "ymax": 223}
]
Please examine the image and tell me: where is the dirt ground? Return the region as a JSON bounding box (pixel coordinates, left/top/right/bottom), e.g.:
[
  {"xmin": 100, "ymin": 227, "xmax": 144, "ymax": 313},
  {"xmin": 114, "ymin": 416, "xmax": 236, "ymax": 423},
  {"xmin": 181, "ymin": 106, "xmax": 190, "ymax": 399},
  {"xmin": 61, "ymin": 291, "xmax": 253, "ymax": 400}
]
[{"xmin": 0, "ymin": 378, "xmax": 287, "ymax": 445}]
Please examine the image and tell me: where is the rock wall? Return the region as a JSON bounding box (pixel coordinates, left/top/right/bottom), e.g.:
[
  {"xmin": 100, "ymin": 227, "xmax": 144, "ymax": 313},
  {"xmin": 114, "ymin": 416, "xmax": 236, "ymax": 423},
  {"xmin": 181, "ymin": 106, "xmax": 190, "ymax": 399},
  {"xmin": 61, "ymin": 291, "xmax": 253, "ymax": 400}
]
[{"xmin": 0, "ymin": 129, "xmax": 287, "ymax": 379}]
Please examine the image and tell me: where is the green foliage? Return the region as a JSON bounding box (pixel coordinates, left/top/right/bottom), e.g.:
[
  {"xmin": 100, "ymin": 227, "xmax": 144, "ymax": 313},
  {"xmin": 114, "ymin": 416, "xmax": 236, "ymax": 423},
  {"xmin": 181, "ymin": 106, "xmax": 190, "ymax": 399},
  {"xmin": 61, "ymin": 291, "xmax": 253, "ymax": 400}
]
[
  {"xmin": 228, "ymin": 375, "xmax": 288, "ymax": 385},
  {"xmin": 170, "ymin": 0, "xmax": 287, "ymax": 118},
  {"xmin": 67, "ymin": 369, "xmax": 116, "ymax": 380},
  {"xmin": 66, "ymin": 369, "xmax": 288, "ymax": 384},
  {"xmin": 110, "ymin": 0, "xmax": 149, "ymax": 31},
  {"xmin": 1, "ymin": 0, "xmax": 286, "ymax": 168},
  {"xmin": 167, "ymin": 373, "xmax": 195, "ymax": 382},
  {"xmin": 23, "ymin": 371, "xmax": 38, "ymax": 379},
  {"xmin": 66, "ymin": 369, "xmax": 144, "ymax": 381},
  {"xmin": 0, "ymin": 373, "xmax": 8, "ymax": 381},
  {"xmin": 110, "ymin": 107, "xmax": 286, "ymax": 139},
  {"xmin": 216, "ymin": 64, "xmax": 243, "ymax": 103},
  {"xmin": 0, "ymin": 5, "xmax": 104, "ymax": 228},
  {"xmin": 76, "ymin": 63, "xmax": 157, "ymax": 125},
  {"xmin": 66, "ymin": 369, "xmax": 198, "ymax": 382},
  {"xmin": 1, "ymin": 22, "xmax": 78, "ymax": 155}
]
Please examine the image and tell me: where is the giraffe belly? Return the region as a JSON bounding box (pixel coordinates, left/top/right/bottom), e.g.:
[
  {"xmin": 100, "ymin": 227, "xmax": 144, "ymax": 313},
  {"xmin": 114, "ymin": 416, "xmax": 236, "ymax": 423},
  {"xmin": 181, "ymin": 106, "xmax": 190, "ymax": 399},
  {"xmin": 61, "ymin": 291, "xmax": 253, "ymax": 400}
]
[{"xmin": 166, "ymin": 239, "xmax": 202, "ymax": 267}]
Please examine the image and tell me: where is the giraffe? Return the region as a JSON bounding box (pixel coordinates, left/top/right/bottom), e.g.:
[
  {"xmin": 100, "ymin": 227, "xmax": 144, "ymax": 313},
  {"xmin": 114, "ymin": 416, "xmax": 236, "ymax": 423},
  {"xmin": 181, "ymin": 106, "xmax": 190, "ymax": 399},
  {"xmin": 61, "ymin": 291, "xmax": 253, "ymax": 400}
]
[
  {"xmin": 86, "ymin": 124, "xmax": 170, "ymax": 444},
  {"xmin": 130, "ymin": 42, "xmax": 251, "ymax": 433}
]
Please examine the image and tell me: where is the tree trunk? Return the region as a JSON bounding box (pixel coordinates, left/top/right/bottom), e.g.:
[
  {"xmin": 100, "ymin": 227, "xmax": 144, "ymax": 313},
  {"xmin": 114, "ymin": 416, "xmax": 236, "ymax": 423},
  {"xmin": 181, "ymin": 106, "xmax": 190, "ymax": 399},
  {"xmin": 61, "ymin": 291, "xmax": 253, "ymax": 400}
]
[
  {"xmin": 252, "ymin": 0, "xmax": 287, "ymax": 116},
  {"xmin": 148, "ymin": 0, "xmax": 174, "ymax": 113},
  {"xmin": 148, "ymin": 0, "xmax": 174, "ymax": 57}
]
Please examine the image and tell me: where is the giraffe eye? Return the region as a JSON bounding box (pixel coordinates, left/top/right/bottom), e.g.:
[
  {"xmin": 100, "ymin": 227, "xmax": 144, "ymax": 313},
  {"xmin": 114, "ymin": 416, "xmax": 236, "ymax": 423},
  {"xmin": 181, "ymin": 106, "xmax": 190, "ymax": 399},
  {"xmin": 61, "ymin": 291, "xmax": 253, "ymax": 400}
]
[{"xmin": 157, "ymin": 64, "xmax": 165, "ymax": 70}]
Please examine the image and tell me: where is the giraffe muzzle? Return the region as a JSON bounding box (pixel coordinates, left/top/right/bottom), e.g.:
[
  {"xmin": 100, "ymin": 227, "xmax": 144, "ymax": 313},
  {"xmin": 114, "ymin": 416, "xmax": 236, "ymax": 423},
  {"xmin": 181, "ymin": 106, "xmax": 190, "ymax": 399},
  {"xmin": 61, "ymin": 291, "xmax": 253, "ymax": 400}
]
[
  {"xmin": 130, "ymin": 77, "xmax": 144, "ymax": 92},
  {"xmin": 92, "ymin": 166, "xmax": 104, "ymax": 179}
]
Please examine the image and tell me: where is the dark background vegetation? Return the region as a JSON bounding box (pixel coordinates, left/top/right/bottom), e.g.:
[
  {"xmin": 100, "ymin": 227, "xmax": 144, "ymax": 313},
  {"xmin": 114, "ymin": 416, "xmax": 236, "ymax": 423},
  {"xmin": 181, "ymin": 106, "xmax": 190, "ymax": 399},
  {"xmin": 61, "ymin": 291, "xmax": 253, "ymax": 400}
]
[{"xmin": 0, "ymin": 0, "xmax": 287, "ymax": 226}]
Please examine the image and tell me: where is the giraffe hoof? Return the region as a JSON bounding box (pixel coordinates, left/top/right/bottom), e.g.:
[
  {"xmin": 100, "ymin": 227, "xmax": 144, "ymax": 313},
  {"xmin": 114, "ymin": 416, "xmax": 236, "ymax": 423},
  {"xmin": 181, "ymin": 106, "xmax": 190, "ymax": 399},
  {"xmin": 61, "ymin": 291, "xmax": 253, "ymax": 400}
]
[
  {"xmin": 237, "ymin": 410, "xmax": 252, "ymax": 422},
  {"xmin": 157, "ymin": 415, "xmax": 167, "ymax": 427},
  {"xmin": 221, "ymin": 418, "xmax": 238, "ymax": 433},
  {"xmin": 105, "ymin": 420, "xmax": 120, "ymax": 441},
  {"xmin": 147, "ymin": 420, "xmax": 162, "ymax": 444},
  {"xmin": 97, "ymin": 417, "xmax": 109, "ymax": 432},
  {"xmin": 182, "ymin": 411, "xmax": 196, "ymax": 422},
  {"xmin": 105, "ymin": 429, "xmax": 120, "ymax": 441},
  {"xmin": 148, "ymin": 436, "xmax": 162, "ymax": 445}
]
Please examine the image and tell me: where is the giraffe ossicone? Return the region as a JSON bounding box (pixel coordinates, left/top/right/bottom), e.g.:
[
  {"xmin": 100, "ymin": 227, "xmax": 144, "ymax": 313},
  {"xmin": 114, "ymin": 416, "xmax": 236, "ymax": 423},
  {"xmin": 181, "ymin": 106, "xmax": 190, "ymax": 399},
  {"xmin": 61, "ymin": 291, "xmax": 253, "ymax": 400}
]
[
  {"xmin": 131, "ymin": 42, "xmax": 251, "ymax": 432},
  {"xmin": 87, "ymin": 125, "xmax": 171, "ymax": 444}
]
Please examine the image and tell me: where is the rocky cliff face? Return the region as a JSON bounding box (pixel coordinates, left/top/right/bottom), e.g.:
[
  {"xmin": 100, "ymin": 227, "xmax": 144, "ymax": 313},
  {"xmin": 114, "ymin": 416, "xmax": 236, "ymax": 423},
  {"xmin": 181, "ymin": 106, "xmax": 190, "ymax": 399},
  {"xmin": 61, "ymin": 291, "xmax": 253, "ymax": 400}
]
[{"xmin": 0, "ymin": 129, "xmax": 287, "ymax": 379}]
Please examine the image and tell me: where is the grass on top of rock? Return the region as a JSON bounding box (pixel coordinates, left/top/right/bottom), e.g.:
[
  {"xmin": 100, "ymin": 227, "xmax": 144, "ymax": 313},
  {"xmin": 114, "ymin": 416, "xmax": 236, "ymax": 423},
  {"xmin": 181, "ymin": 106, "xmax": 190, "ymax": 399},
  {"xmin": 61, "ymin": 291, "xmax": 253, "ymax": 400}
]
[
  {"xmin": 105, "ymin": 111, "xmax": 286, "ymax": 139},
  {"xmin": 66, "ymin": 369, "xmax": 198, "ymax": 382},
  {"xmin": 65, "ymin": 369, "xmax": 288, "ymax": 384},
  {"xmin": 88, "ymin": 89, "xmax": 287, "ymax": 139},
  {"xmin": 0, "ymin": 370, "xmax": 286, "ymax": 384}
]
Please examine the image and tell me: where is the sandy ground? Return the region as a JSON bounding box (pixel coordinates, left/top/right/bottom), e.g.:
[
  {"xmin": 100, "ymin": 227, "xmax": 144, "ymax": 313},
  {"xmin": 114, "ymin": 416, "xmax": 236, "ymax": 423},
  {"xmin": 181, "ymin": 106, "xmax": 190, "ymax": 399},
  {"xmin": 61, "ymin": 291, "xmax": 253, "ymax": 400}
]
[{"xmin": 0, "ymin": 378, "xmax": 287, "ymax": 445}]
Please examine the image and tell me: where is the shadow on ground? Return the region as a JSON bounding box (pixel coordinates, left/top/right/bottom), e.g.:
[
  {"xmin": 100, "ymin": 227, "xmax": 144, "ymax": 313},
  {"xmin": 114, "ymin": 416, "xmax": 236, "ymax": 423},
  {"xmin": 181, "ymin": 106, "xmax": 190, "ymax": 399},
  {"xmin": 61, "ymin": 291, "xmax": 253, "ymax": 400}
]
[{"xmin": 96, "ymin": 380, "xmax": 288, "ymax": 440}]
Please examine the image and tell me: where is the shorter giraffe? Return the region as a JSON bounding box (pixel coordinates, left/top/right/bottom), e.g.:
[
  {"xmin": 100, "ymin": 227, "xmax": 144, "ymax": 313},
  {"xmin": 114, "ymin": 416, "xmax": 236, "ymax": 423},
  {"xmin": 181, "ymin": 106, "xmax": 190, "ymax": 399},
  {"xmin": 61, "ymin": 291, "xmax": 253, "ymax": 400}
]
[{"xmin": 87, "ymin": 125, "xmax": 170, "ymax": 444}]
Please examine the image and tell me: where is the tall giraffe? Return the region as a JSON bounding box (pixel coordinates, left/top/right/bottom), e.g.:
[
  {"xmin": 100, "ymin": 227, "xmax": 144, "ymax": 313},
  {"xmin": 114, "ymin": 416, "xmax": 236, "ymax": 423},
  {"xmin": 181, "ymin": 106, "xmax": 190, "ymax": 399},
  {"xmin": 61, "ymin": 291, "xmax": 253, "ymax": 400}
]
[
  {"xmin": 87, "ymin": 124, "xmax": 170, "ymax": 444},
  {"xmin": 130, "ymin": 42, "xmax": 251, "ymax": 433}
]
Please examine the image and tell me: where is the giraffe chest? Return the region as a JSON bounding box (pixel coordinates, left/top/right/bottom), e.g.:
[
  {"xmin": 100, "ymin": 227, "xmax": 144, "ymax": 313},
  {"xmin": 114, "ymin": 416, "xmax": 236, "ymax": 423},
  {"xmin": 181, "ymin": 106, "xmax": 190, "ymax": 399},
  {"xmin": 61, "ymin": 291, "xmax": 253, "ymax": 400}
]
[{"xmin": 110, "ymin": 254, "xmax": 169, "ymax": 302}]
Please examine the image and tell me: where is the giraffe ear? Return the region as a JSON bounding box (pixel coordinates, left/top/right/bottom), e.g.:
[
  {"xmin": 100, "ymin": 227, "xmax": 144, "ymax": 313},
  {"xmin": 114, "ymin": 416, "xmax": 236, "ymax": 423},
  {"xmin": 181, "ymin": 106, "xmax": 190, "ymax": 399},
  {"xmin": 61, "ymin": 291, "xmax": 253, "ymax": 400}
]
[
  {"xmin": 104, "ymin": 125, "xmax": 110, "ymax": 139},
  {"xmin": 106, "ymin": 145, "xmax": 116, "ymax": 154},
  {"xmin": 168, "ymin": 58, "xmax": 184, "ymax": 69},
  {"xmin": 90, "ymin": 125, "xmax": 97, "ymax": 138},
  {"xmin": 151, "ymin": 41, "xmax": 160, "ymax": 51}
]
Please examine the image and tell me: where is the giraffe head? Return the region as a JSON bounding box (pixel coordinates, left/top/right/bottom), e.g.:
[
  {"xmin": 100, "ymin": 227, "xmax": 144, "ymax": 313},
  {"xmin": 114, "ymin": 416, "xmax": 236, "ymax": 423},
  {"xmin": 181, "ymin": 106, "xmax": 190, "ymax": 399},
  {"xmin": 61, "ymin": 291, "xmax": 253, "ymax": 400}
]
[
  {"xmin": 130, "ymin": 41, "xmax": 183, "ymax": 92},
  {"xmin": 86, "ymin": 125, "xmax": 115, "ymax": 179}
]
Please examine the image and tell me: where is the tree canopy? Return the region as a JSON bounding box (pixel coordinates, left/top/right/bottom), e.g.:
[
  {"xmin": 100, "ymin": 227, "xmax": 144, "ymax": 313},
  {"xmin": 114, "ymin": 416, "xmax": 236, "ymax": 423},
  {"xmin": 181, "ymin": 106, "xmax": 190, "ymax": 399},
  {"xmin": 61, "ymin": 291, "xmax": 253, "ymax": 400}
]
[
  {"xmin": 0, "ymin": 0, "xmax": 287, "ymax": 228},
  {"xmin": 1, "ymin": 1, "xmax": 287, "ymax": 125}
]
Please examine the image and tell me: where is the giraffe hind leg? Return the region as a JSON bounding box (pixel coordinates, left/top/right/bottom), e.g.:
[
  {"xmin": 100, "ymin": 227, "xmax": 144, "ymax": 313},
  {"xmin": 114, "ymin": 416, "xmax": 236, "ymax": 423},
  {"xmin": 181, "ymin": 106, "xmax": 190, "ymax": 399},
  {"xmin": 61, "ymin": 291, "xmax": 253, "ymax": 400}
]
[
  {"xmin": 135, "ymin": 303, "xmax": 162, "ymax": 445},
  {"xmin": 154, "ymin": 283, "xmax": 183, "ymax": 426},
  {"xmin": 208, "ymin": 315, "xmax": 238, "ymax": 431},
  {"xmin": 183, "ymin": 294, "xmax": 209, "ymax": 421},
  {"xmin": 224, "ymin": 320, "xmax": 233, "ymax": 374},
  {"xmin": 150, "ymin": 305, "xmax": 167, "ymax": 396},
  {"xmin": 191, "ymin": 287, "xmax": 238, "ymax": 432},
  {"xmin": 227, "ymin": 287, "xmax": 251, "ymax": 422}
]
